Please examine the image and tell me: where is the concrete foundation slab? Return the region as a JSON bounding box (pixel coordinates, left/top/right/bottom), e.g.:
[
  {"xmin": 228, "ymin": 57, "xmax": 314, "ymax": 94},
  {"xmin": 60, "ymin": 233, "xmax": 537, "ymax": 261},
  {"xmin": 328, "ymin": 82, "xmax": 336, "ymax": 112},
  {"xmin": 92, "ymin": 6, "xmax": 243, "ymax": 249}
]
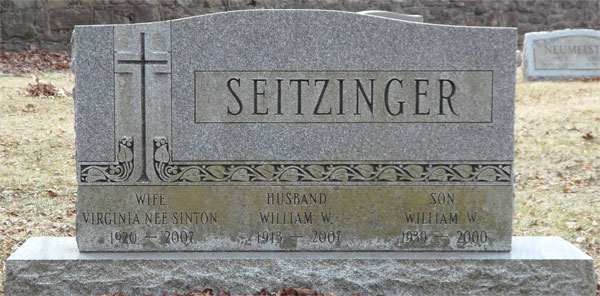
[{"xmin": 4, "ymin": 236, "xmax": 597, "ymax": 295}]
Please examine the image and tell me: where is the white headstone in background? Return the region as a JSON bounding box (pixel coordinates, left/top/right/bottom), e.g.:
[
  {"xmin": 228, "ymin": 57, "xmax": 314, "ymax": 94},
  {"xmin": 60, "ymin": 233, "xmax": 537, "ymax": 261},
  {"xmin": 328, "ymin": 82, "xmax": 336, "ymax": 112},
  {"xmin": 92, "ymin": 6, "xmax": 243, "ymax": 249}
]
[
  {"xmin": 523, "ymin": 29, "xmax": 600, "ymax": 81},
  {"xmin": 358, "ymin": 10, "xmax": 424, "ymax": 22}
]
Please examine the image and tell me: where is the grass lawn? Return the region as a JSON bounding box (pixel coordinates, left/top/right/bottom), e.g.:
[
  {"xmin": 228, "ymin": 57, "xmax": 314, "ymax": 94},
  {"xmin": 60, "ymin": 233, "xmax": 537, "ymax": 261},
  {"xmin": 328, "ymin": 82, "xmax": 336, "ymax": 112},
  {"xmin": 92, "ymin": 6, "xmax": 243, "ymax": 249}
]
[{"xmin": 0, "ymin": 70, "xmax": 599, "ymax": 295}]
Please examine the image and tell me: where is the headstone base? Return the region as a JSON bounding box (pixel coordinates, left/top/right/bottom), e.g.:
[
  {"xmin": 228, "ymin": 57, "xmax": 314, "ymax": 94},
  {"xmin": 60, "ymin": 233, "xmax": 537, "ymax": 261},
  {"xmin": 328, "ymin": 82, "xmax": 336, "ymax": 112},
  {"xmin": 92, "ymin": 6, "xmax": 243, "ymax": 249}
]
[{"xmin": 4, "ymin": 237, "xmax": 597, "ymax": 296}]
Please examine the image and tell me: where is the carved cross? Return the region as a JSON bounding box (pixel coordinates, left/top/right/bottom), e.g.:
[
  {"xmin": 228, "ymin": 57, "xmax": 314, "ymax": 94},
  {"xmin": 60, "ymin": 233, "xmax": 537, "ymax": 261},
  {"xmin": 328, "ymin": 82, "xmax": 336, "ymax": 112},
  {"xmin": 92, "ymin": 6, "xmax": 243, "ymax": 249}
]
[{"xmin": 117, "ymin": 32, "xmax": 168, "ymax": 182}]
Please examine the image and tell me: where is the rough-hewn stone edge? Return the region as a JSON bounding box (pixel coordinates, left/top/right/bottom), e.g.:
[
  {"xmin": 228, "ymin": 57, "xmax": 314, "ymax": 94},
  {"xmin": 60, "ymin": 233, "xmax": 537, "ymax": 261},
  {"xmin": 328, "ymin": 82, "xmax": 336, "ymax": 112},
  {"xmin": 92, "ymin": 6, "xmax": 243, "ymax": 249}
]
[{"xmin": 4, "ymin": 237, "xmax": 597, "ymax": 296}]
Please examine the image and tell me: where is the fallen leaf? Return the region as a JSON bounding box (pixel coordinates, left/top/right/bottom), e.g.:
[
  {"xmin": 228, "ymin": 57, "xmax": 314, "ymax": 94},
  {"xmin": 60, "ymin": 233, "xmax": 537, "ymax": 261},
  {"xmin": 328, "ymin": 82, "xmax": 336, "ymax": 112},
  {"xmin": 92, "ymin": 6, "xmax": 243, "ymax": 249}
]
[
  {"xmin": 22, "ymin": 103, "xmax": 35, "ymax": 112},
  {"xmin": 581, "ymin": 76, "xmax": 600, "ymax": 82},
  {"xmin": 25, "ymin": 75, "xmax": 61, "ymax": 97}
]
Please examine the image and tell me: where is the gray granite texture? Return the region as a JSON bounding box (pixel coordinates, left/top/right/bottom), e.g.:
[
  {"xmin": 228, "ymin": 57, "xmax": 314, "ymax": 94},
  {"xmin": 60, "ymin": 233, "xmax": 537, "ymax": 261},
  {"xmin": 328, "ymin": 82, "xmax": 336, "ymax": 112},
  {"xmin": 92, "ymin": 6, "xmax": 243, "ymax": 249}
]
[
  {"xmin": 357, "ymin": 10, "xmax": 424, "ymax": 22},
  {"xmin": 523, "ymin": 29, "xmax": 600, "ymax": 81},
  {"xmin": 72, "ymin": 10, "xmax": 516, "ymax": 252},
  {"xmin": 73, "ymin": 10, "xmax": 516, "ymax": 165},
  {"xmin": 71, "ymin": 26, "xmax": 114, "ymax": 162},
  {"xmin": 4, "ymin": 237, "xmax": 597, "ymax": 296},
  {"xmin": 76, "ymin": 185, "xmax": 513, "ymax": 251},
  {"xmin": 168, "ymin": 10, "xmax": 515, "ymax": 162}
]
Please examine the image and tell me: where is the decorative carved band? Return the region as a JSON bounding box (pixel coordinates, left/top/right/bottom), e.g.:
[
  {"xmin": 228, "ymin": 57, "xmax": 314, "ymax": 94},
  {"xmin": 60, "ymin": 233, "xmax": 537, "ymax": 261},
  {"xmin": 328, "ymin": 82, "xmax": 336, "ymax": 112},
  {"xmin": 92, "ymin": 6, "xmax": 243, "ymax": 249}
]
[
  {"xmin": 153, "ymin": 137, "xmax": 512, "ymax": 183},
  {"xmin": 80, "ymin": 137, "xmax": 134, "ymax": 183}
]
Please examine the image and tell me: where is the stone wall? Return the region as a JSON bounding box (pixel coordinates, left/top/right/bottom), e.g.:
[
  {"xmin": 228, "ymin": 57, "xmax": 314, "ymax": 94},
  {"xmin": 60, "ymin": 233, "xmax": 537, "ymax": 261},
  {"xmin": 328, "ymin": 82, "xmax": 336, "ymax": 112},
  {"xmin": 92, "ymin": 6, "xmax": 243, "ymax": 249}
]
[{"xmin": 1, "ymin": 0, "xmax": 599, "ymax": 52}]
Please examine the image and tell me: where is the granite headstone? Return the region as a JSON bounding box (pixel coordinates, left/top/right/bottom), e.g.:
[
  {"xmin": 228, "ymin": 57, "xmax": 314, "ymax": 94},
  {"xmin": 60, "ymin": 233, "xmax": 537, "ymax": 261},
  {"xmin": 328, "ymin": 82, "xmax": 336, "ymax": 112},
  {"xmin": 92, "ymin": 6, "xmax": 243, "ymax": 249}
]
[
  {"xmin": 523, "ymin": 29, "xmax": 600, "ymax": 80},
  {"xmin": 71, "ymin": 10, "xmax": 515, "ymax": 252}
]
